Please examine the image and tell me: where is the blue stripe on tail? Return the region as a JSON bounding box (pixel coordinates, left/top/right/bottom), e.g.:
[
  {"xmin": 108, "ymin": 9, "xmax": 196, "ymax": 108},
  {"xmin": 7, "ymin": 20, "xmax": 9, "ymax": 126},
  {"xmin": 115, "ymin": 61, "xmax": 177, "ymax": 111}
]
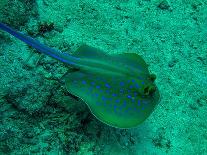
[{"xmin": 0, "ymin": 22, "xmax": 78, "ymax": 66}]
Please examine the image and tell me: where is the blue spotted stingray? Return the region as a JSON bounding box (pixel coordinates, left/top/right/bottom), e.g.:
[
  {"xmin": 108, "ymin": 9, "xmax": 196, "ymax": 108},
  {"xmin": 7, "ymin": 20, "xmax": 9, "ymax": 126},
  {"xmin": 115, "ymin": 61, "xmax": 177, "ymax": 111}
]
[{"xmin": 0, "ymin": 23, "xmax": 160, "ymax": 128}]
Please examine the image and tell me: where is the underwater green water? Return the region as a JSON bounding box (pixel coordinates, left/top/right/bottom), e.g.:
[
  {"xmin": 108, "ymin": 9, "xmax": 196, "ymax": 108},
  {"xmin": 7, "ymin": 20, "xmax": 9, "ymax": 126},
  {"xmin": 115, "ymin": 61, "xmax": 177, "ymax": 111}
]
[{"xmin": 0, "ymin": 0, "xmax": 206, "ymax": 154}]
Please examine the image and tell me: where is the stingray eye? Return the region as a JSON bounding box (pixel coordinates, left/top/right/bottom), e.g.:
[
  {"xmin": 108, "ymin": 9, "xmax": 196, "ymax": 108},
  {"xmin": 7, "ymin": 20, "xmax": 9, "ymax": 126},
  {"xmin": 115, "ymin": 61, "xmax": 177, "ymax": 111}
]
[
  {"xmin": 149, "ymin": 74, "xmax": 156, "ymax": 82},
  {"xmin": 144, "ymin": 85, "xmax": 156, "ymax": 95}
]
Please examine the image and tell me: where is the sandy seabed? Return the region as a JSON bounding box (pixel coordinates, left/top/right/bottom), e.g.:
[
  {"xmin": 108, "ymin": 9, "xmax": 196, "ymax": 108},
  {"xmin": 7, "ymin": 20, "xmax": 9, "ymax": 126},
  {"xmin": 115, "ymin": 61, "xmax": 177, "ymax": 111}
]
[{"xmin": 0, "ymin": 0, "xmax": 206, "ymax": 154}]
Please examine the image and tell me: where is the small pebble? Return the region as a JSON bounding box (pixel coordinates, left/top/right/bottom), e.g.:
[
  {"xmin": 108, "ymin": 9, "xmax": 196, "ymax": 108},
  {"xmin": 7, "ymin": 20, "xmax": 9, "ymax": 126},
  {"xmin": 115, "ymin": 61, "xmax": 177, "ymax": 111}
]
[{"xmin": 157, "ymin": 0, "xmax": 171, "ymax": 10}]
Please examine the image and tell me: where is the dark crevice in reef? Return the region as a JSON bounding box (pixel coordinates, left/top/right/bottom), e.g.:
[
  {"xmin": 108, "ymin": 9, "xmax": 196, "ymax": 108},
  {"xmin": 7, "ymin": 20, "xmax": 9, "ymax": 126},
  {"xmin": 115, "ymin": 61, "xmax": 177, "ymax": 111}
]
[
  {"xmin": 37, "ymin": 22, "xmax": 55, "ymax": 35},
  {"xmin": 152, "ymin": 127, "xmax": 172, "ymax": 153}
]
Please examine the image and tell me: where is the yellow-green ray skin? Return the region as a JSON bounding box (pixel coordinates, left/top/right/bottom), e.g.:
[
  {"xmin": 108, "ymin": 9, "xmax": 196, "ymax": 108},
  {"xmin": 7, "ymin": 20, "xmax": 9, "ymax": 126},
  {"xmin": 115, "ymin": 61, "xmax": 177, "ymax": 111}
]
[{"xmin": 65, "ymin": 46, "xmax": 160, "ymax": 128}]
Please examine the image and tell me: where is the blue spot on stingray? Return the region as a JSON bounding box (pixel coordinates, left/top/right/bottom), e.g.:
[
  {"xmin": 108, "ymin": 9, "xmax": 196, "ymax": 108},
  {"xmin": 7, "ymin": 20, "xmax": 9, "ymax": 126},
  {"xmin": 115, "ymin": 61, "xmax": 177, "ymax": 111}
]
[
  {"xmin": 115, "ymin": 99, "xmax": 120, "ymax": 103},
  {"xmin": 105, "ymin": 89, "xmax": 110, "ymax": 94},
  {"xmin": 129, "ymin": 85, "xmax": 133, "ymax": 89},
  {"xmin": 120, "ymin": 101, "xmax": 127, "ymax": 109},
  {"xmin": 112, "ymin": 93, "xmax": 117, "ymax": 97},
  {"xmin": 137, "ymin": 100, "xmax": 141, "ymax": 106},
  {"xmin": 141, "ymin": 81, "xmax": 145, "ymax": 85},
  {"xmin": 131, "ymin": 97, "xmax": 135, "ymax": 102},
  {"xmin": 135, "ymin": 107, "xmax": 140, "ymax": 113},
  {"xmin": 113, "ymin": 105, "xmax": 118, "ymax": 113},
  {"xmin": 125, "ymin": 107, "xmax": 133, "ymax": 114},
  {"xmin": 82, "ymin": 80, "xmax": 86, "ymax": 84},
  {"xmin": 120, "ymin": 82, "xmax": 124, "ymax": 86},
  {"xmin": 131, "ymin": 79, "xmax": 135, "ymax": 83},
  {"xmin": 102, "ymin": 96, "xmax": 107, "ymax": 101},
  {"xmin": 133, "ymin": 107, "xmax": 138, "ymax": 112},
  {"xmin": 114, "ymin": 105, "xmax": 117, "ymax": 111},
  {"xmin": 127, "ymin": 95, "xmax": 132, "ymax": 99},
  {"xmin": 93, "ymin": 93, "xmax": 99, "ymax": 97},
  {"xmin": 128, "ymin": 107, "xmax": 133, "ymax": 112},
  {"xmin": 135, "ymin": 83, "xmax": 140, "ymax": 88},
  {"xmin": 105, "ymin": 83, "xmax": 110, "ymax": 88},
  {"xmin": 96, "ymin": 85, "xmax": 100, "ymax": 89},
  {"xmin": 91, "ymin": 82, "xmax": 95, "ymax": 85}
]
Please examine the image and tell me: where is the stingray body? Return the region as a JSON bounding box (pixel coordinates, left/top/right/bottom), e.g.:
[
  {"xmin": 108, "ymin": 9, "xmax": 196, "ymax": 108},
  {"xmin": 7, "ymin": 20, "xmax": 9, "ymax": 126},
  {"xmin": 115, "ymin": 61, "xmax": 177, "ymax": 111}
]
[{"xmin": 0, "ymin": 23, "xmax": 160, "ymax": 128}]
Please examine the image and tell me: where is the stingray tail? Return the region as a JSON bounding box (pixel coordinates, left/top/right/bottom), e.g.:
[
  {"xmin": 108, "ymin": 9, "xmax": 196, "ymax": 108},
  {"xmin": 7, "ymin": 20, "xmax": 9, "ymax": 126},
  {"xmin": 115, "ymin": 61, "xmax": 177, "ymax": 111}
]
[{"xmin": 0, "ymin": 22, "xmax": 79, "ymax": 66}]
